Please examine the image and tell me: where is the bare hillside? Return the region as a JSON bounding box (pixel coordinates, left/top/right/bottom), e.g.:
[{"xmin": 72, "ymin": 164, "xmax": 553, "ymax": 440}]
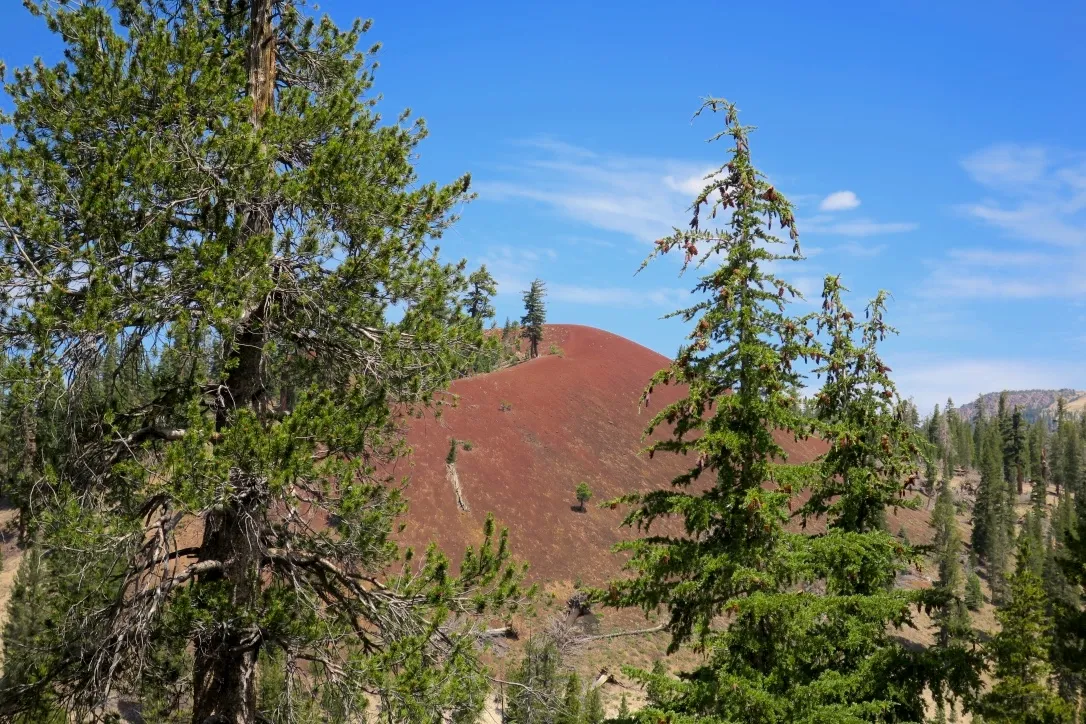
[{"xmin": 393, "ymin": 324, "xmax": 932, "ymax": 585}]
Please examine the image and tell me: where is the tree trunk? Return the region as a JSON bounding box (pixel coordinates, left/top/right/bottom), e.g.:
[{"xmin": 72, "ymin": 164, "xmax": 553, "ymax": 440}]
[
  {"xmin": 192, "ymin": 2, "xmax": 276, "ymax": 722},
  {"xmin": 191, "ymin": 473, "xmax": 266, "ymax": 724},
  {"xmin": 18, "ymin": 400, "xmax": 37, "ymax": 543}
]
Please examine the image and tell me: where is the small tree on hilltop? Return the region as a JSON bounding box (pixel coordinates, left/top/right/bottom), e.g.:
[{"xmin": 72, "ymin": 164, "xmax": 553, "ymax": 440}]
[
  {"xmin": 466, "ymin": 264, "xmax": 498, "ymax": 320},
  {"xmin": 575, "ymin": 482, "xmax": 593, "ymax": 512},
  {"xmin": 521, "ymin": 279, "xmax": 547, "ymax": 358}
]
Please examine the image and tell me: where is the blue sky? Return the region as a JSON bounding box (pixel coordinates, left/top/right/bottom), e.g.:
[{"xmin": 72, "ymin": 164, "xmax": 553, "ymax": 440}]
[{"xmin": 3, "ymin": 1, "xmax": 1085, "ymax": 411}]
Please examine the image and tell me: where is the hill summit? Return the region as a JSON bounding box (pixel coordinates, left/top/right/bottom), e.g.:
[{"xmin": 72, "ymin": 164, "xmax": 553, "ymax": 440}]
[{"xmin": 394, "ymin": 324, "xmax": 930, "ymax": 585}]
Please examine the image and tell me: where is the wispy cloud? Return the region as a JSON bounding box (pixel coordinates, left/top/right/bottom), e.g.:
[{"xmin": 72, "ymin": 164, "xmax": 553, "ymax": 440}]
[
  {"xmin": 476, "ymin": 141, "xmax": 715, "ymax": 242},
  {"xmin": 802, "ymin": 218, "xmax": 918, "ymax": 237},
  {"xmin": 921, "ymin": 143, "xmax": 1086, "ymax": 299},
  {"xmin": 819, "ymin": 190, "xmax": 861, "ymax": 212},
  {"xmin": 478, "ymin": 139, "xmax": 910, "ymax": 247},
  {"xmin": 958, "ymin": 143, "xmax": 1086, "ymax": 247}
]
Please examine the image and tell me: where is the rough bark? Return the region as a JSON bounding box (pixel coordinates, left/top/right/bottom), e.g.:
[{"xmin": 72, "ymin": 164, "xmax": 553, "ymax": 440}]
[
  {"xmin": 191, "ymin": 2, "xmax": 277, "ymax": 722},
  {"xmin": 191, "ymin": 473, "xmax": 267, "ymax": 724}
]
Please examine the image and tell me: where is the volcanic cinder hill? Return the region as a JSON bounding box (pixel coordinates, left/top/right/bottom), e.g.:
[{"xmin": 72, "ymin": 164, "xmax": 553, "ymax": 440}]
[{"xmin": 391, "ymin": 324, "xmax": 931, "ymax": 586}]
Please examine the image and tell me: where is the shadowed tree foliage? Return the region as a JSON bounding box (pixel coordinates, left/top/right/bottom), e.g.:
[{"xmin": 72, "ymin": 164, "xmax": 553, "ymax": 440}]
[{"xmin": 0, "ymin": 2, "xmax": 525, "ymax": 721}]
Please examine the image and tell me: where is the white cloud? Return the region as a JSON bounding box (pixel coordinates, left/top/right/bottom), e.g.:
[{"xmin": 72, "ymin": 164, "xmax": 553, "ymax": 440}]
[
  {"xmin": 819, "ymin": 190, "xmax": 861, "ymax": 212},
  {"xmin": 891, "ymin": 356, "xmax": 1085, "ymax": 412}
]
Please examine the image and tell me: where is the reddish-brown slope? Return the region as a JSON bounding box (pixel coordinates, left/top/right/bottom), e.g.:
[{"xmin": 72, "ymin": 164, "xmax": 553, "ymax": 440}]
[{"xmin": 392, "ymin": 324, "xmax": 929, "ymax": 585}]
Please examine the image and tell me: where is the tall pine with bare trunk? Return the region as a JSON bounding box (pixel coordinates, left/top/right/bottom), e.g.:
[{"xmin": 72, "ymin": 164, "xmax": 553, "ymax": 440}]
[{"xmin": 0, "ymin": 2, "xmax": 524, "ymax": 721}]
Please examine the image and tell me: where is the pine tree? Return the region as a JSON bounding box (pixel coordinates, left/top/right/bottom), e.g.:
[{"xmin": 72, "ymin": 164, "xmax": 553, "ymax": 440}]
[
  {"xmin": 1060, "ymin": 423, "xmax": 1081, "ymax": 499},
  {"xmin": 0, "ymin": 546, "xmax": 64, "ymax": 723},
  {"xmin": 965, "ymin": 570, "xmax": 984, "ymax": 610},
  {"xmin": 973, "ymin": 396, "xmax": 988, "ymax": 470},
  {"xmin": 0, "ymin": 2, "xmax": 525, "ymax": 720},
  {"xmin": 1012, "ymin": 406, "xmax": 1030, "ymax": 496},
  {"xmin": 506, "ymin": 638, "xmax": 564, "ymax": 724},
  {"xmin": 932, "ymin": 477, "xmax": 972, "ymax": 649},
  {"xmin": 616, "ymin": 693, "xmax": 631, "ymax": 720},
  {"xmin": 606, "ymin": 100, "xmax": 976, "ymax": 716},
  {"xmin": 557, "ymin": 672, "xmax": 582, "ymax": 724},
  {"xmin": 583, "ymin": 686, "xmax": 605, "ymax": 724},
  {"xmin": 1052, "ymin": 487, "xmax": 1086, "ymax": 710},
  {"xmin": 521, "ymin": 279, "xmax": 547, "ymax": 358},
  {"xmin": 1030, "ymin": 419, "xmax": 1047, "ymax": 490},
  {"xmin": 979, "ymin": 537, "xmax": 1072, "ymax": 723},
  {"xmin": 603, "ymin": 99, "xmax": 824, "ymax": 722},
  {"xmin": 466, "ymin": 264, "xmax": 498, "ymax": 320},
  {"xmin": 575, "ymin": 482, "xmax": 593, "ymax": 512},
  {"xmin": 974, "ymin": 425, "xmax": 1004, "ymax": 563},
  {"xmin": 1054, "ymin": 398, "xmax": 1069, "ymax": 496}
]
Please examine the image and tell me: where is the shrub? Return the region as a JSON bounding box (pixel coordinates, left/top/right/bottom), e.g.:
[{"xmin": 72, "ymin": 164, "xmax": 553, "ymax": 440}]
[
  {"xmin": 446, "ymin": 438, "xmax": 458, "ymax": 465},
  {"xmin": 575, "ymin": 482, "xmax": 593, "ymax": 512}
]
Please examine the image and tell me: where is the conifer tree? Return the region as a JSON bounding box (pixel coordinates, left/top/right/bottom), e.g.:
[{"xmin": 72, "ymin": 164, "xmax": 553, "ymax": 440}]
[
  {"xmin": 603, "ymin": 99, "xmax": 821, "ymax": 721},
  {"xmin": 1012, "ymin": 405, "xmax": 1030, "ymax": 496},
  {"xmin": 979, "ymin": 537, "xmax": 1072, "ymax": 723},
  {"xmin": 466, "ymin": 264, "xmax": 499, "ymax": 320},
  {"xmin": 0, "ymin": 546, "xmax": 63, "ymax": 723},
  {"xmin": 0, "ymin": 2, "xmax": 524, "ymax": 720},
  {"xmin": 583, "ymin": 685, "xmax": 605, "ymax": 724},
  {"xmin": 521, "ymin": 279, "xmax": 547, "ymax": 358},
  {"xmin": 557, "ymin": 672, "xmax": 582, "ymax": 724},
  {"xmin": 506, "ymin": 638, "xmax": 563, "ymax": 724},
  {"xmin": 616, "ymin": 693, "xmax": 631, "ymax": 720},
  {"xmin": 973, "ymin": 396, "xmax": 988, "ymax": 470},
  {"xmin": 965, "ymin": 570, "xmax": 984, "ymax": 611},
  {"xmin": 999, "ymin": 391, "xmax": 1014, "ymax": 485},
  {"xmin": 1030, "ymin": 419, "xmax": 1047, "ymax": 490},
  {"xmin": 932, "ymin": 477, "xmax": 972, "ymax": 650},
  {"xmin": 1052, "ymin": 485, "xmax": 1086, "ymax": 710},
  {"xmin": 1054, "ymin": 398, "xmax": 1069, "ymax": 496},
  {"xmin": 974, "ymin": 426, "xmax": 1003, "ymax": 562},
  {"xmin": 605, "ymin": 103, "xmax": 976, "ymax": 719}
]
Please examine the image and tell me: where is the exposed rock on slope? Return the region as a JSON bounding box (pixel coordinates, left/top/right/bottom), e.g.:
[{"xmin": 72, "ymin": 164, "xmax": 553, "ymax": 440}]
[{"xmin": 957, "ymin": 389, "xmax": 1086, "ymax": 422}]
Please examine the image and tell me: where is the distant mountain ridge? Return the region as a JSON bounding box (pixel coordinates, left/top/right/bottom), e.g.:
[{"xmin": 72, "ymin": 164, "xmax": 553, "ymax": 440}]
[{"xmin": 956, "ymin": 389, "xmax": 1086, "ymax": 422}]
